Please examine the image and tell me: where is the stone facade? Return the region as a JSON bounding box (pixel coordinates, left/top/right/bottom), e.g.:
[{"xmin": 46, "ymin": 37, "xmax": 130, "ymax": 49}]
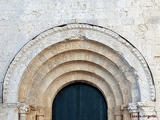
[{"xmin": 0, "ymin": 0, "xmax": 160, "ymax": 120}]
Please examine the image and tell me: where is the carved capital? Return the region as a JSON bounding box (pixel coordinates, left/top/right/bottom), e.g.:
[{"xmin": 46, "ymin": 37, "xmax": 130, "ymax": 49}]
[
  {"xmin": 18, "ymin": 104, "xmax": 30, "ymax": 114},
  {"xmin": 36, "ymin": 107, "xmax": 45, "ymax": 116},
  {"xmin": 128, "ymin": 103, "xmax": 138, "ymax": 113}
]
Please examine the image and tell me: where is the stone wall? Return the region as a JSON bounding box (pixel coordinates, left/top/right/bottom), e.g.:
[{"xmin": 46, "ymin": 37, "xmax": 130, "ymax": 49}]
[{"xmin": 0, "ymin": 0, "xmax": 160, "ymax": 119}]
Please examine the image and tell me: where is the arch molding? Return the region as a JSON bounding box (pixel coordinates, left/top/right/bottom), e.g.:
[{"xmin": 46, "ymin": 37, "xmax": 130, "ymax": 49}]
[{"xmin": 3, "ymin": 23, "xmax": 156, "ymax": 120}]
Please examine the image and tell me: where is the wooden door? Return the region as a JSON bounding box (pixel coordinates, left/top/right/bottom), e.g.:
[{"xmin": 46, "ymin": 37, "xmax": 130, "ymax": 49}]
[{"xmin": 52, "ymin": 82, "xmax": 107, "ymax": 120}]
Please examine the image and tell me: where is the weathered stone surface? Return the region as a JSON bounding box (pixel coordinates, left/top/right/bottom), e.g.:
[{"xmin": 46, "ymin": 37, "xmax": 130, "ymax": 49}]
[
  {"xmin": 0, "ymin": 83, "xmax": 2, "ymax": 103},
  {"xmin": 0, "ymin": 0, "xmax": 160, "ymax": 119}
]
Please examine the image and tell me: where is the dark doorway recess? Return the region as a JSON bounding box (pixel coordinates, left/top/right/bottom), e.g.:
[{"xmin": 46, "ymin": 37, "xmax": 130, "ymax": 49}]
[{"xmin": 52, "ymin": 82, "xmax": 107, "ymax": 120}]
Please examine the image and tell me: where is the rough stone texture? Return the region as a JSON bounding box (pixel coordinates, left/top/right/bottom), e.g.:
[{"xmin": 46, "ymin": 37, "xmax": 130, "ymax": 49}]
[
  {"xmin": 0, "ymin": 0, "xmax": 160, "ymax": 119},
  {"xmin": 1, "ymin": 24, "xmax": 156, "ymax": 120},
  {"xmin": 0, "ymin": 83, "xmax": 2, "ymax": 103}
]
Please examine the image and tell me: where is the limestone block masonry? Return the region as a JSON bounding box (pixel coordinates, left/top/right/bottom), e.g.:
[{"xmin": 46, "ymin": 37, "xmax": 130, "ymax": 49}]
[{"xmin": 0, "ymin": 0, "xmax": 160, "ymax": 120}]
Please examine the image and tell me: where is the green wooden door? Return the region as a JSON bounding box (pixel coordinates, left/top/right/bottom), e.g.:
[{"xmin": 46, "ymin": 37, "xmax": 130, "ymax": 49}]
[{"xmin": 52, "ymin": 82, "xmax": 107, "ymax": 120}]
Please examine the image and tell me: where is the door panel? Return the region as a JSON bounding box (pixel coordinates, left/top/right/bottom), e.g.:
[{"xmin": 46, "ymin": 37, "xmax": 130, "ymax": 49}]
[{"xmin": 52, "ymin": 82, "xmax": 107, "ymax": 120}]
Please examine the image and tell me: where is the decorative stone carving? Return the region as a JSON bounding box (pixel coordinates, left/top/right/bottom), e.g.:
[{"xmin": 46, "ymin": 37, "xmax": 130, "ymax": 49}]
[
  {"xmin": 3, "ymin": 23, "xmax": 155, "ymax": 104},
  {"xmin": 128, "ymin": 103, "xmax": 138, "ymax": 113},
  {"xmin": 18, "ymin": 104, "xmax": 30, "ymax": 120},
  {"xmin": 26, "ymin": 48, "xmax": 132, "ymax": 106},
  {"xmin": 43, "ymin": 71, "xmax": 116, "ymax": 120},
  {"xmin": 2, "ymin": 23, "xmax": 156, "ymax": 120},
  {"xmin": 127, "ymin": 103, "xmax": 139, "ymax": 120},
  {"xmin": 18, "ymin": 104, "xmax": 30, "ymax": 114}
]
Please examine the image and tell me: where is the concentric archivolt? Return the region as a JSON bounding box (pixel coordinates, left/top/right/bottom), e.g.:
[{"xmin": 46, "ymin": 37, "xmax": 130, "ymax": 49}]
[
  {"xmin": 3, "ymin": 23, "xmax": 155, "ymax": 105},
  {"xmin": 44, "ymin": 71, "xmax": 116, "ymax": 120},
  {"xmin": 18, "ymin": 40, "xmax": 133, "ymax": 106}
]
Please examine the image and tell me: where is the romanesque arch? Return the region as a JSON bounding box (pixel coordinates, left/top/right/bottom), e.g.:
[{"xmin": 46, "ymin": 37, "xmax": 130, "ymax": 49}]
[{"xmin": 3, "ymin": 23, "xmax": 156, "ymax": 120}]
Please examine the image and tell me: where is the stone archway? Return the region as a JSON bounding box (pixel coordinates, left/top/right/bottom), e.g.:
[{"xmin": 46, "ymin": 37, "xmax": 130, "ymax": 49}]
[{"xmin": 3, "ymin": 23, "xmax": 156, "ymax": 120}]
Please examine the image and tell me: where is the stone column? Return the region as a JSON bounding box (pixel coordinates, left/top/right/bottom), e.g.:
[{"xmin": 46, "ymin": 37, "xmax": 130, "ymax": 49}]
[
  {"xmin": 128, "ymin": 103, "xmax": 139, "ymax": 120},
  {"xmin": 18, "ymin": 104, "xmax": 30, "ymax": 120},
  {"xmin": 114, "ymin": 106, "xmax": 122, "ymax": 120},
  {"xmin": 121, "ymin": 105, "xmax": 130, "ymax": 120},
  {"xmin": 36, "ymin": 107, "xmax": 45, "ymax": 120},
  {"xmin": 28, "ymin": 106, "xmax": 36, "ymax": 120}
]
